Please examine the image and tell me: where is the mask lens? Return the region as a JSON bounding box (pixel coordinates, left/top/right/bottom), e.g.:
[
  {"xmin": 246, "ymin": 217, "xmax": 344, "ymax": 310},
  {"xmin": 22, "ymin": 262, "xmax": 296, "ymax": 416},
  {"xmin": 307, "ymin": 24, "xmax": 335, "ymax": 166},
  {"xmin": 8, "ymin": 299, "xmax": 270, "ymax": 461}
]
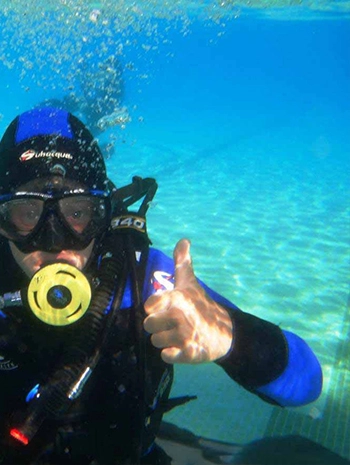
[
  {"xmin": 0, "ymin": 198, "xmax": 44, "ymax": 238},
  {"xmin": 0, "ymin": 191, "xmax": 110, "ymax": 251},
  {"xmin": 59, "ymin": 196, "xmax": 107, "ymax": 234}
]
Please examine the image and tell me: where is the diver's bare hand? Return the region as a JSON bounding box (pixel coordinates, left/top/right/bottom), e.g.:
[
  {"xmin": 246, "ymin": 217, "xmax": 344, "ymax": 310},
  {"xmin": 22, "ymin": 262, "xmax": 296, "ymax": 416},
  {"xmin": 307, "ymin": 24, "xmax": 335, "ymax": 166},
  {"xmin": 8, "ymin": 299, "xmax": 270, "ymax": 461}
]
[{"xmin": 143, "ymin": 239, "xmax": 233, "ymax": 364}]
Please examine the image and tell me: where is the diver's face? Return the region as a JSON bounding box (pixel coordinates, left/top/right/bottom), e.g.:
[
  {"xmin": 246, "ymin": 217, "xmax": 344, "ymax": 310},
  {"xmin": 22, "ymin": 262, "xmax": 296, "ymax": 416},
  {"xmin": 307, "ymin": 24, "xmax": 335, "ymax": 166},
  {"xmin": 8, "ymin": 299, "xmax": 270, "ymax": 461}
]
[
  {"xmin": 9, "ymin": 239, "xmax": 95, "ymax": 278},
  {"xmin": 3, "ymin": 175, "xmax": 108, "ymax": 277}
]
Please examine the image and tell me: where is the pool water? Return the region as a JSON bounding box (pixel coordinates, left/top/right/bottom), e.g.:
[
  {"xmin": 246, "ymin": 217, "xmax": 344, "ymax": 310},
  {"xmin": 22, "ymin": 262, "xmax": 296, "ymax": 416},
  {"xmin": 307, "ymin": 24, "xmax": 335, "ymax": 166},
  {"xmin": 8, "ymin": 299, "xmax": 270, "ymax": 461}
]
[{"xmin": 0, "ymin": 1, "xmax": 349, "ymax": 461}]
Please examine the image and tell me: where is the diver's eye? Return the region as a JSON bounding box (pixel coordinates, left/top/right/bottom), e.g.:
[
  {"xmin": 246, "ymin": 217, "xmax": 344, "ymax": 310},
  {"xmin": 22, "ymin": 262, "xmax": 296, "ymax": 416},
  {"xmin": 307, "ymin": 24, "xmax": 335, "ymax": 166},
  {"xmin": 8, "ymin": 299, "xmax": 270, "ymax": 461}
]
[
  {"xmin": 71, "ymin": 210, "xmax": 84, "ymax": 219},
  {"xmin": 24, "ymin": 206, "xmax": 41, "ymax": 221},
  {"xmin": 59, "ymin": 196, "xmax": 106, "ymax": 233},
  {"xmin": 5, "ymin": 199, "xmax": 43, "ymax": 235},
  {"xmin": 59, "ymin": 198, "xmax": 91, "ymax": 233}
]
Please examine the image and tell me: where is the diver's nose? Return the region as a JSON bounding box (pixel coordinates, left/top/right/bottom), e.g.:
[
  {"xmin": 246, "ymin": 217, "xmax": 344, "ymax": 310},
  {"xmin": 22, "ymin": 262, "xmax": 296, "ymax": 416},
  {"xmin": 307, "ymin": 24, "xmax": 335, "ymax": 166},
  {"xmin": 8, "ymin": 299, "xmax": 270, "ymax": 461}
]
[{"xmin": 32, "ymin": 213, "xmax": 71, "ymax": 253}]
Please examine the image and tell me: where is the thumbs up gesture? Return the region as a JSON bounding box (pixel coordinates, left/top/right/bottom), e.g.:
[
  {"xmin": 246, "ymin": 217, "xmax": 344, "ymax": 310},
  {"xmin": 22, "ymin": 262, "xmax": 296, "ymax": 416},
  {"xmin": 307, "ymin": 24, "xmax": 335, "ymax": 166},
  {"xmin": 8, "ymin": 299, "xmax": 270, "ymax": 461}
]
[{"xmin": 143, "ymin": 239, "xmax": 233, "ymax": 364}]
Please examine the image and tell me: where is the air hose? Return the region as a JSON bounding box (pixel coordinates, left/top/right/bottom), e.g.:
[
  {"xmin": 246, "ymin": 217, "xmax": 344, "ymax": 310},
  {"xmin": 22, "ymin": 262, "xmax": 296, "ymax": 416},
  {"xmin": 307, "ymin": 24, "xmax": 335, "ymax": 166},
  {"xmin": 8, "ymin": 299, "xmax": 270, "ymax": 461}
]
[{"xmin": 125, "ymin": 234, "xmax": 148, "ymax": 464}]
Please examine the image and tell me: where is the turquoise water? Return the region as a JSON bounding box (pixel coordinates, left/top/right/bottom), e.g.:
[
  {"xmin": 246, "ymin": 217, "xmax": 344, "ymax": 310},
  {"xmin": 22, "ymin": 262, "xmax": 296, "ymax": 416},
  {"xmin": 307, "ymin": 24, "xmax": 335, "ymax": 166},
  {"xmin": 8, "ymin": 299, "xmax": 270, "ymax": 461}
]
[{"xmin": 0, "ymin": 1, "xmax": 349, "ymax": 461}]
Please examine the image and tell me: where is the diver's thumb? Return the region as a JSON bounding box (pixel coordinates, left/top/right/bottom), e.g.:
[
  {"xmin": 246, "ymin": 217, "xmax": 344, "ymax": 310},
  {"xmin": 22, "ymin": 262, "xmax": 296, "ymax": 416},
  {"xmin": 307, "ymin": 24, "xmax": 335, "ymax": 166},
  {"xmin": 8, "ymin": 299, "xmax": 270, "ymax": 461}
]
[{"xmin": 174, "ymin": 239, "xmax": 196, "ymax": 289}]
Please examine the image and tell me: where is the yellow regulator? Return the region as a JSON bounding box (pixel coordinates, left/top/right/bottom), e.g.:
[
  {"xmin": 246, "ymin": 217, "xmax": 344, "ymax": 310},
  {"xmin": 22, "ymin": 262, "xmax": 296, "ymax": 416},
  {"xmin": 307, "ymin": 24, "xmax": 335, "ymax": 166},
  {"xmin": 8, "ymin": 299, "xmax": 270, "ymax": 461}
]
[{"xmin": 27, "ymin": 263, "xmax": 92, "ymax": 326}]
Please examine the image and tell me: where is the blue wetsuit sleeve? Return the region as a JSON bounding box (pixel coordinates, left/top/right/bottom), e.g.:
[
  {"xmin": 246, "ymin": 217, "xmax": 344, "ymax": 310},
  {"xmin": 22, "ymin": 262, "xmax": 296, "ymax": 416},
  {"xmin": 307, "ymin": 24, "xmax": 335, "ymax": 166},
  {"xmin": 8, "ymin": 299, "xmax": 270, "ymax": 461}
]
[
  {"xmin": 213, "ymin": 304, "xmax": 322, "ymax": 407},
  {"xmin": 144, "ymin": 248, "xmax": 322, "ymax": 407},
  {"xmin": 255, "ymin": 330, "xmax": 323, "ymax": 407}
]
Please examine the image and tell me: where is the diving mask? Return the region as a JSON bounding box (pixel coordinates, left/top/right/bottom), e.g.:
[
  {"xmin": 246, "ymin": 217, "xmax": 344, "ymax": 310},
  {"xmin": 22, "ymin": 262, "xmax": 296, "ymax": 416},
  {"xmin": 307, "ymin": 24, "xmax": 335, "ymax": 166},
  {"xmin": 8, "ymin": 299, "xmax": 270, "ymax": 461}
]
[{"xmin": 0, "ymin": 189, "xmax": 111, "ymax": 253}]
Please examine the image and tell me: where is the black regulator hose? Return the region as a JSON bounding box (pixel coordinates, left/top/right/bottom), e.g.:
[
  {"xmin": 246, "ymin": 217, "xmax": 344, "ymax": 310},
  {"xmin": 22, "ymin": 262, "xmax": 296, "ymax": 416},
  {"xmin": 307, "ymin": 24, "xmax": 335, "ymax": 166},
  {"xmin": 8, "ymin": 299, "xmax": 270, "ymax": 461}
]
[
  {"xmin": 62, "ymin": 232, "xmax": 127, "ymax": 365},
  {"xmin": 11, "ymin": 232, "xmax": 129, "ymax": 445},
  {"xmin": 125, "ymin": 234, "xmax": 148, "ymax": 464}
]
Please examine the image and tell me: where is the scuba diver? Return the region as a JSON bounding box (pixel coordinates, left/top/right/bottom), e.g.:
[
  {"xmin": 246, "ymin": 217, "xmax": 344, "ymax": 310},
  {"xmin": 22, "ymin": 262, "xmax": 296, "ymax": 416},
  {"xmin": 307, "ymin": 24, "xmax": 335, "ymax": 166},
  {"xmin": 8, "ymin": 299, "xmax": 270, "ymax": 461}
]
[
  {"xmin": 78, "ymin": 55, "xmax": 126, "ymax": 135},
  {"xmin": 0, "ymin": 107, "xmax": 322, "ymax": 465},
  {"xmin": 37, "ymin": 56, "xmax": 127, "ymax": 158},
  {"xmin": 37, "ymin": 54, "xmax": 125, "ymax": 136}
]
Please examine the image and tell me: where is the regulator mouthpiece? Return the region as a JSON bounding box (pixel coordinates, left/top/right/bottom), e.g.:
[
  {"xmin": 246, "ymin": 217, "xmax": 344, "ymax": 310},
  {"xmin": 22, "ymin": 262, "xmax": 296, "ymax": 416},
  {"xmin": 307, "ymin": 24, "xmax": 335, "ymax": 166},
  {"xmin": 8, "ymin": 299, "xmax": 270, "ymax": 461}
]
[{"xmin": 27, "ymin": 263, "xmax": 92, "ymax": 326}]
